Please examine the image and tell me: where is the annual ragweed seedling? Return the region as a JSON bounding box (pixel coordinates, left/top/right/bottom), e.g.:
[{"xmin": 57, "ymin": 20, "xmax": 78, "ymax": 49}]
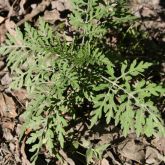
[{"xmin": 0, "ymin": 0, "xmax": 164, "ymax": 163}]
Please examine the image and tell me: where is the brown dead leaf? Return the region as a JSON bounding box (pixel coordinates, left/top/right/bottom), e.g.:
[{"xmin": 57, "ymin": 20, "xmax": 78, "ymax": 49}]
[
  {"xmin": 15, "ymin": 139, "xmax": 22, "ymax": 163},
  {"xmin": 17, "ymin": 0, "xmax": 51, "ymax": 26},
  {"xmin": 118, "ymin": 139, "xmax": 145, "ymax": 163},
  {"xmin": 19, "ymin": 113, "xmax": 26, "ymax": 123},
  {"xmin": 9, "ymin": 142, "xmax": 15, "ymax": 153},
  {"xmin": 3, "ymin": 94, "xmax": 17, "ymax": 118},
  {"xmin": 1, "ymin": 73, "xmax": 12, "ymax": 86},
  {"xmin": 16, "ymin": 124, "xmax": 21, "ymax": 135},
  {"xmin": 0, "ymin": 93, "xmax": 17, "ymax": 118},
  {"xmin": 31, "ymin": 4, "xmax": 37, "ymax": 9},
  {"xmin": 59, "ymin": 149, "xmax": 75, "ymax": 165},
  {"xmin": 7, "ymin": 0, "xmax": 17, "ymax": 18},
  {"xmin": 101, "ymin": 158, "xmax": 109, "ymax": 165},
  {"xmin": 0, "ymin": 93, "xmax": 7, "ymax": 117},
  {"xmin": 19, "ymin": 0, "xmax": 27, "ymax": 15},
  {"xmin": 21, "ymin": 136, "xmax": 31, "ymax": 165},
  {"xmin": 105, "ymin": 151, "xmax": 121, "ymax": 165},
  {"xmin": 140, "ymin": 6, "xmax": 157, "ymax": 18},
  {"xmin": 2, "ymin": 121, "xmax": 15, "ymax": 130},
  {"xmin": 57, "ymin": 0, "xmax": 72, "ymax": 10},
  {"xmin": 5, "ymin": 19, "xmax": 22, "ymax": 45},
  {"xmin": 0, "ymin": 23, "xmax": 7, "ymax": 43},
  {"xmin": 0, "ymin": 61, "xmax": 5, "ymax": 70},
  {"xmin": 51, "ymin": 1, "xmax": 65, "ymax": 11},
  {"xmin": 12, "ymin": 89, "xmax": 28, "ymax": 104},
  {"xmin": 0, "ymin": 0, "xmax": 10, "ymax": 11},
  {"xmin": 145, "ymin": 146, "xmax": 165, "ymax": 164},
  {"xmin": 0, "ymin": 67, "xmax": 8, "ymax": 80},
  {"xmin": 63, "ymin": 0, "xmax": 72, "ymax": 10},
  {"xmin": 3, "ymin": 128, "xmax": 13, "ymax": 141},
  {"xmin": 43, "ymin": 9, "xmax": 60, "ymax": 23},
  {"xmin": 152, "ymin": 137, "xmax": 165, "ymax": 154},
  {"xmin": 65, "ymin": 35, "xmax": 73, "ymax": 42},
  {"xmin": 0, "ymin": 16, "xmax": 5, "ymax": 24}
]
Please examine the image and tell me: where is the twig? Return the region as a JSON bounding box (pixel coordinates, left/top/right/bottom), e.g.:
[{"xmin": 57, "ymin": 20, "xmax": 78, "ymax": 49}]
[
  {"xmin": 7, "ymin": 0, "xmax": 18, "ymax": 18},
  {"xmin": 59, "ymin": 149, "xmax": 75, "ymax": 165},
  {"xmin": 20, "ymin": 136, "xmax": 31, "ymax": 165}
]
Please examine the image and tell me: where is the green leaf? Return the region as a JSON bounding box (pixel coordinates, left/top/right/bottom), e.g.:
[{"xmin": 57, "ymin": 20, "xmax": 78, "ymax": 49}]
[
  {"xmin": 135, "ymin": 109, "xmax": 145, "ymax": 137},
  {"xmin": 94, "ymin": 144, "xmax": 109, "ymax": 159},
  {"xmin": 86, "ymin": 148, "xmax": 94, "ymax": 164}
]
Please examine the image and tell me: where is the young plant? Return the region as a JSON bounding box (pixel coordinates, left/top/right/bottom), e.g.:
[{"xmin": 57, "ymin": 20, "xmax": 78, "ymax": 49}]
[{"xmin": 0, "ymin": 0, "xmax": 164, "ymax": 163}]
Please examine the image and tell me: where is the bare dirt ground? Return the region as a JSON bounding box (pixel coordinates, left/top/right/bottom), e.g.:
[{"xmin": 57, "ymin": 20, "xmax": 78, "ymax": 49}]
[{"xmin": 0, "ymin": 0, "xmax": 164, "ymax": 164}]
